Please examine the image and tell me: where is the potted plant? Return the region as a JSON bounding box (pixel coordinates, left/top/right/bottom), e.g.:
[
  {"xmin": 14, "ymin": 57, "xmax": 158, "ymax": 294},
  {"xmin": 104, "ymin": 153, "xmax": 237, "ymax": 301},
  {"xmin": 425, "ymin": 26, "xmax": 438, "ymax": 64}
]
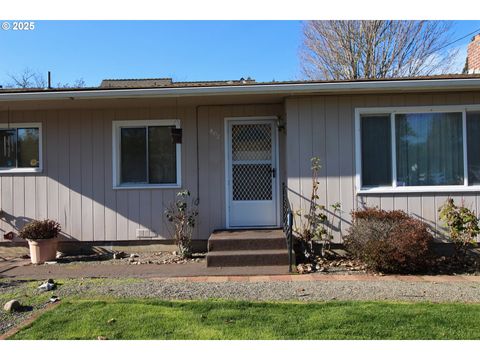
[
  {"xmin": 165, "ymin": 190, "xmax": 199, "ymax": 258},
  {"xmin": 19, "ymin": 219, "xmax": 61, "ymax": 264}
]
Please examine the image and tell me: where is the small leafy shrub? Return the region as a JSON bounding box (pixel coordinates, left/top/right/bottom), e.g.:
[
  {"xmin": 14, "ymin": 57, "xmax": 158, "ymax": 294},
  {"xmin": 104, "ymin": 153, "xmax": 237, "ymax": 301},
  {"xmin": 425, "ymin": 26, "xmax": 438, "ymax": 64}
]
[
  {"xmin": 438, "ymin": 198, "xmax": 479, "ymax": 253},
  {"xmin": 165, "ymin": 190, "xmax": 199, "ymax": 258},
  {"xmin": 294, "ymin": 157, "xmax": 341, "ymax": 260},
  {"xmin": 344, "ymin": 208, "xmax": 434, "ymax": 273},
  {"xmin": 19, "ymin": 219, "xmax": 61, "ymax": 240}
]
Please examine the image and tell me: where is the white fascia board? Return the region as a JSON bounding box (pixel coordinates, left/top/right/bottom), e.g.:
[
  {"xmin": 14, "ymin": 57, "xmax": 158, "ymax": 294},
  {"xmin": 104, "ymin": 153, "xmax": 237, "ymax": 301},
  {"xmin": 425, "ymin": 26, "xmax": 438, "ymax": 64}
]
[{"xmin": 0, "ymin": 78, "xmax": 480, "ymax": 102}]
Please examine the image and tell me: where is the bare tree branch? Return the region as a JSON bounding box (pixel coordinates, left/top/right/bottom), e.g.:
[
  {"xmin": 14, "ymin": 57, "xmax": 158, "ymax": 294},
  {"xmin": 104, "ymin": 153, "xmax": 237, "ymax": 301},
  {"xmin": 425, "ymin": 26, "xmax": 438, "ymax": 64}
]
[
  {"xmin": 300, "ymin": 21, "xmax": 458, "ymax": 80},
  {"xmin": 6, "ymin": 69, "xmax": 87, "ymax": 89},
  {"xmin": 56, "ymin": 78, "xmax": 87, "ymax": 88},
  {"xmin": 6, "ymin": 68, "xmax": 44, "ymax": 88}
]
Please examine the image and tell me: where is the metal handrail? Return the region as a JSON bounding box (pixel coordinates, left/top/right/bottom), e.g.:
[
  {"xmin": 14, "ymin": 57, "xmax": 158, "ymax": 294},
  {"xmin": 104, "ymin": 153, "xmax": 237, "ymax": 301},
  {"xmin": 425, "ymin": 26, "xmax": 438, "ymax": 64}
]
[{"xmin": 282, "ymin": 183, "xmax": 294, "ymax": 272}]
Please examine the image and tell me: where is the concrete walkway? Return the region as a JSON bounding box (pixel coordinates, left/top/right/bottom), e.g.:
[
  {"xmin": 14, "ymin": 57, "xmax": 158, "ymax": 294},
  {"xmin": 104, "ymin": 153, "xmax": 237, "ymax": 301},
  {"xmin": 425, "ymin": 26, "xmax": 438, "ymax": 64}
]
[
  {"xmin": 160, "ymin": 274, "xmax": 480, "ymax": 283},
  {"xmin": 0, "ymin": 261, "xmax": 289, "ymax": 279},
  {"xmin": 1, "ymin": 259, "xmax": 479, "ymax": 283}
]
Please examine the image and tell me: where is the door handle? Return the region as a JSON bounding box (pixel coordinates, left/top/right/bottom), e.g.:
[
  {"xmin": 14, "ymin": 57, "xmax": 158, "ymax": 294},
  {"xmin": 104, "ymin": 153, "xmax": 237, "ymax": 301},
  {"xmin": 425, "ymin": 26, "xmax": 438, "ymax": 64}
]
[{"xmin": 271, "ymin": 167, "xmax": 276, "ymax": 178}]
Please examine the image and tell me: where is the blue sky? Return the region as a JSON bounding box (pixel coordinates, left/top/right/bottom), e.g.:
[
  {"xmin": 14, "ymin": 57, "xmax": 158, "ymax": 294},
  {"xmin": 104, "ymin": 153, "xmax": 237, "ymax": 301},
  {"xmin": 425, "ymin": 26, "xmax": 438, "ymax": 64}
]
[{"xmin": 0, "ymin": 20, "xmax": 479, "ymax": 87}]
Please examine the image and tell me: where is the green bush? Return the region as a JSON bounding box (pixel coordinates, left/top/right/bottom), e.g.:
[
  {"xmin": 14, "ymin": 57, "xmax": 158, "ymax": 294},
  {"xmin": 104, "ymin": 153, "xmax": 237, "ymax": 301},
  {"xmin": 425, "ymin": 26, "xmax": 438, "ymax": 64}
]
[
  {"xmin": 438, "ymin": 198, "xmax": 479, "ymax": 252},
  {"xmin": 344, "ymin": 208, "xmax": 434, "ymax": 273}
]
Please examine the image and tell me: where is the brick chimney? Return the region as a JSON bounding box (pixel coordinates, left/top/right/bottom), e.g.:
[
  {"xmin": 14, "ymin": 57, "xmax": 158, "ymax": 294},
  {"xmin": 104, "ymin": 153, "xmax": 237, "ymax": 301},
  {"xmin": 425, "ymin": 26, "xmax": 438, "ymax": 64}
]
[{"xmin": 467, "ymin": 34, "xmax": 480, "ymax": 74}]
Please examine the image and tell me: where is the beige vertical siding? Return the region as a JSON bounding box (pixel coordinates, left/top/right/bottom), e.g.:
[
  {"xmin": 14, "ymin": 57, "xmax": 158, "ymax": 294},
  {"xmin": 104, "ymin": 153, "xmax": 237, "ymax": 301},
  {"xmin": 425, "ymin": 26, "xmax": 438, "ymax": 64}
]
[
  {"xmin": 197, "ymin": 104, "xmax": 284, "ymax": 237},
  {"xmin": 286, "ymin": 91, "xmax": 480, "ymax": 242},
  {"xmin": 5, "ymin": 90, "xmax": 477, "ymax": 244},
  {"xmin": 0, "ymin": 102, "xmax": 283, "ymax": 242}
]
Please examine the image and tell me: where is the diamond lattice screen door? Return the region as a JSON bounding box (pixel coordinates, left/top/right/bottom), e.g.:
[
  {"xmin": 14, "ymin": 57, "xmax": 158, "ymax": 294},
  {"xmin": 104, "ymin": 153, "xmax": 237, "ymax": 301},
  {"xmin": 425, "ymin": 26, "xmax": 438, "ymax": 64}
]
[{"xmin": 226, "ymin": 119, "xmax": 278, "ymax": 227}]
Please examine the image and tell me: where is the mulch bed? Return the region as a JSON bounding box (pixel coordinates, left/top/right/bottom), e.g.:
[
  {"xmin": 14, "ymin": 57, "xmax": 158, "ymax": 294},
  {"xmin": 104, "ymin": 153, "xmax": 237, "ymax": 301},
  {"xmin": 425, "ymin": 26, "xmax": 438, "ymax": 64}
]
[
  {"xmin": 296, "ymin": 249, "xmax": 480, "ymax": 276},
  {"xmin": 52, "ymin": 251, "xmax": 206, "ymax": 266},
  {"xmin": 297, "ymin": 253, "xmax": 367, "ymax": 274}
]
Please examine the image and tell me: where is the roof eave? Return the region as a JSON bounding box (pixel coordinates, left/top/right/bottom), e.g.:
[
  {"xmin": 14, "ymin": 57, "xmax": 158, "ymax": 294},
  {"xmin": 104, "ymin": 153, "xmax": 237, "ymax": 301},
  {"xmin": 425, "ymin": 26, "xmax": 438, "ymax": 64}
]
[{"xmin": 0, "ymin": 78, "xmax": 479, "ymax": 102}]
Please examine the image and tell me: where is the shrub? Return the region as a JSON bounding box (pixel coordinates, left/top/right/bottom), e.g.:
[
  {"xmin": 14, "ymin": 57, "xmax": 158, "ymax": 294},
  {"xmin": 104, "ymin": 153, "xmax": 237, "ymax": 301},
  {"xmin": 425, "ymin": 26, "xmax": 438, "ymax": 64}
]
[
  {"xmin": 165, "ymin": 189, "xmax": 199, "ymax": 258},
  {"xmin": 438, "ymin": 198, "xmax": 479, "ymax": 252},
  {"xmin": 350, "ymin": 207, "xmax": 410, "ymax": 222},
  {"xmin": 19, "ymin": 219, "xmax": 61, "ymax": 240},
  {"xmin": 294, "ymin": 157, "xmax": 341, "ymax": 260},
  {"xmin": 344, "ymin": 208, "xmax": 434, "ymax": 273}
]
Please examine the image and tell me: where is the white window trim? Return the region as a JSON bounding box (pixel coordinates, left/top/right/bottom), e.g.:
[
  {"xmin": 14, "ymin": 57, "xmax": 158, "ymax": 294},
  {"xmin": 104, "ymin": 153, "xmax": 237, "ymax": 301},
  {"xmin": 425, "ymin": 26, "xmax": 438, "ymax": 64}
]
[
  {"xmin": 355, "ymin": 104, "xmax": 480, "ymax": 194},
  {"xmin": 0, "ymin": 122, "xmax": 42, "ymax": 174},
  {"xmin": 112, "ymin": 119, "xmax": 181, "ymax": 189}
]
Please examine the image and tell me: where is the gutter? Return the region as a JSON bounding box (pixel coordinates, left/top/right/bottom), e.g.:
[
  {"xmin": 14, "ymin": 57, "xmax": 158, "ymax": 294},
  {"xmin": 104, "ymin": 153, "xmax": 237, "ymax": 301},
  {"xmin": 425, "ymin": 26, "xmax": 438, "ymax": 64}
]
[{"xmin": 0, "ymin": 78, "xmax": 480, "ymax": 101}]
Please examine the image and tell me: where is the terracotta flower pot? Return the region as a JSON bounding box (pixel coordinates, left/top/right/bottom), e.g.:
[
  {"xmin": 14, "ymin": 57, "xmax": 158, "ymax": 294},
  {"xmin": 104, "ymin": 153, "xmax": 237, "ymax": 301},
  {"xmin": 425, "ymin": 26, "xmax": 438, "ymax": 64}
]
[{"xmin": 27, "ymin": 238, "xmax": 59, "ymax": 264}]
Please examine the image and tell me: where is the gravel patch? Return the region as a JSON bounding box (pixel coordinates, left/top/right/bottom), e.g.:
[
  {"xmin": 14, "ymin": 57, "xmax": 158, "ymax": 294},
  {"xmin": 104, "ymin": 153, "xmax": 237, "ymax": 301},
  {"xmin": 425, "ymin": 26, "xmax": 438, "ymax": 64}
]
[
  {"xmin": 0, "ymin": 302, "xmax": 47, "ymax": 335},
  {"xmin": 22, "ymin": 277, "xmax": 477, "ymax": 303},
  {"xmin": 0, "ymin": 280, "xmax": 52, "ymax": 335},
  {"xmin": 85, "ymin": 279, "xmax": 480, "ymax": 303}
]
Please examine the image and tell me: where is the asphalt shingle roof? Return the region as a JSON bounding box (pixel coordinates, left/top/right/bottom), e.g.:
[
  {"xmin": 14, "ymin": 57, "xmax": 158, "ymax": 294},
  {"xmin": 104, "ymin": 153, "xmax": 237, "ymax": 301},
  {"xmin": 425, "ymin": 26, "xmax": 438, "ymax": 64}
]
[{"xmin": 1, "ymin": 74, "xmax": 480, "ymax": 94}]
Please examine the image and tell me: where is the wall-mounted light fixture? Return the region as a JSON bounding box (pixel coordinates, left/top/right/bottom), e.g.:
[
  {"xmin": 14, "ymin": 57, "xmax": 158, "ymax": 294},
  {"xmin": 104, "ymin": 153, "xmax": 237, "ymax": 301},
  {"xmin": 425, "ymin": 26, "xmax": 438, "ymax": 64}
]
[
  {"xmin": 277, "ymin": 117, "xmax": 286, "ymax": 132},
  {"xmin": 3, "ymin": 231, "xmax": 14, "ymax": 240},
  {"xmin": 171, "ymin": 128, "xmax": 182, "ymax": 144}
]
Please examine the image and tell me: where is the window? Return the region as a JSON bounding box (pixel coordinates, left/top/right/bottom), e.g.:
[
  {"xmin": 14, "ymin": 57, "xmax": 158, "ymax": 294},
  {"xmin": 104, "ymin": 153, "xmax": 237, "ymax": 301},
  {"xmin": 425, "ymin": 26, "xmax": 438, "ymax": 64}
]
[
  {"xmin": 356, "ymin": 106, "xmax": 480, "ymax": 193},
  {"xmin": 360, "ymin": 114, "xmax": 391, "ymax": 187},
  {"xmin": 467, "ymin": 112, "xmax": 480, "ymax": 185},
  {"xmin": 0, "ymin": 124, "xmax": 41, "ymax": 172},
  {"xmin": 113, "ymin": 120, "xmax": 181, "ymax": 188},
  {"xmin": 395, "ymin": 112, "xmax": 464, "ymax": 186}
]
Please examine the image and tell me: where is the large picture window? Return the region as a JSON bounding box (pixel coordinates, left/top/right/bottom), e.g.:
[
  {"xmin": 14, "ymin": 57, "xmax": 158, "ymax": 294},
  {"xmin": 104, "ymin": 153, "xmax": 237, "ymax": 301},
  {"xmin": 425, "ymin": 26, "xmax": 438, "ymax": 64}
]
[
  {"xmin": 0, "ymin": 124, "xmax": 41, "ymax": 172},
  {"xmin": 357, "ymin": 106, "xmax": 480, "ymax": 192},
  {"xmin": 113, "ymin": 120, "xmax": 181, "ymax": 188},
  {"xmin": 395, "ymin": 112, "xmax": 464, "ymax": 186}
]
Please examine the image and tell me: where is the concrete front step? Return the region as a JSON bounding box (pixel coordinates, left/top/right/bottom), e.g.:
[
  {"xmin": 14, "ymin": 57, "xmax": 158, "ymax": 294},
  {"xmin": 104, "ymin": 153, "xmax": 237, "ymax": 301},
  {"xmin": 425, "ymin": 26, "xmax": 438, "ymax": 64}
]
[
  {"xmin": 206, "ymin": 229, "xmax": 289, "ymax": 268},
  {"xmin": 207, "ymin": 249, "xmax": 289, "ymax": 267},
  {"xmin": 208, "ymin": 236, "xmax": 286, "ymax": 251},
  {"xmin": 208, "ymin": 229, "xmax": 287, "ymax": 252}
]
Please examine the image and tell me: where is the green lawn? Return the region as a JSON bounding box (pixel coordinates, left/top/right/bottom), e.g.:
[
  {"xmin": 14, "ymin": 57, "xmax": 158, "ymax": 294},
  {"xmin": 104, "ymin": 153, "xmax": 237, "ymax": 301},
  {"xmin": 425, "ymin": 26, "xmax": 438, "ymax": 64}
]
[{"xmin": 10, "ymin": 299, "xmax": 480, "ymax": 340}]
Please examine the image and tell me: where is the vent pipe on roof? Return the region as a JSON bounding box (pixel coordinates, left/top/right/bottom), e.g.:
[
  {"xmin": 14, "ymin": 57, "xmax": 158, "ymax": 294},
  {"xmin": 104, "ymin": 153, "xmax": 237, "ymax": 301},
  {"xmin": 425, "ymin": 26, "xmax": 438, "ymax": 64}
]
[{"xmin": 47, "ymin": 71, "xmax": 52, "ymax": 89}]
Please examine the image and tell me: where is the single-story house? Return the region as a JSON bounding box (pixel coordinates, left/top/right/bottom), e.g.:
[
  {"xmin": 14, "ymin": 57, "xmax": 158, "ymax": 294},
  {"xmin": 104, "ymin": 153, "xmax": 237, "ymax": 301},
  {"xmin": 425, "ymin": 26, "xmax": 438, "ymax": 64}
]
[
  {"xmin": 1, "ymin": 74, "xmax": 480, "ymax": 240},
  {"xmin": 2, "ymin": 36, "xmax": 480, "ymax": 266}
]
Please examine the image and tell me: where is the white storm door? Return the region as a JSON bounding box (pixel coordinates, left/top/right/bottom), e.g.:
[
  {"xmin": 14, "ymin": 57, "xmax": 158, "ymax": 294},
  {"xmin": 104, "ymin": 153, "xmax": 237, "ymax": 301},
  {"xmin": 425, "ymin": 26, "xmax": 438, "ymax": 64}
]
[{"xmin": 226, "ymin": 119, "xmax": 278, "ymax": 228}]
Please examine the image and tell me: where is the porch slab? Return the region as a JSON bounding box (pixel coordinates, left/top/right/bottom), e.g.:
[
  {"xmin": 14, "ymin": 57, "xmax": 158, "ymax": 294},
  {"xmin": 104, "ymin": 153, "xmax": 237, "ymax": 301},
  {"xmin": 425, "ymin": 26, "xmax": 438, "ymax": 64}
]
[{"xmin": 209, "ymin": 229, "xmax": 285, "ymax": 241}]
